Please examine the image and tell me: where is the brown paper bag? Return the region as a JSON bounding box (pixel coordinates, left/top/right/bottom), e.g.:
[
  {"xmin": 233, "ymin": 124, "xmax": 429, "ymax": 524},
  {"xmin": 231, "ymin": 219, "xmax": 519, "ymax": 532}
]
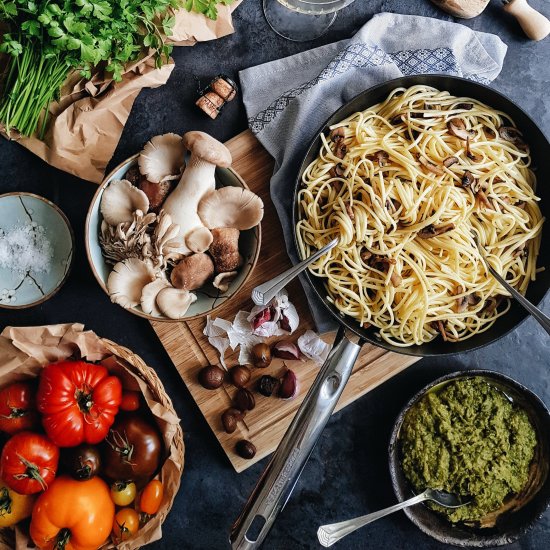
[
  {"xmin": 3, "ymin": 2, "xmax": 242, "ymax": 184},
  {"xmin": 0, "ymin": 324, "xmax": 184, "ymax": 550}
]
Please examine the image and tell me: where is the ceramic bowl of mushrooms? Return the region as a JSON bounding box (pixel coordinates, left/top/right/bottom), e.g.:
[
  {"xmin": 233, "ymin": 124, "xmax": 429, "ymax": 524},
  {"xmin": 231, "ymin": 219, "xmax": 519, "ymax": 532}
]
[{"xmin": 85, "ymin": 131, "xmax": 263, "ymax": 321}]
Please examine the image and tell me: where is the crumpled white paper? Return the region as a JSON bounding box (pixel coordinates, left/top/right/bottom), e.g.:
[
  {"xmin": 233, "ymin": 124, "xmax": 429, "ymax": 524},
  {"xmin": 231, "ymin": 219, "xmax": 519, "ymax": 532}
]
[
  {"xmin": 203, "ymin": 316, "xmax": 232, "ymax": 368},
  {"xmin": 203, "ymin": 291, "xmax": 300, "ymax": 365},
  {"xmin": 297, "ymin": 330, "xmax": 330, "ymax": 366}
]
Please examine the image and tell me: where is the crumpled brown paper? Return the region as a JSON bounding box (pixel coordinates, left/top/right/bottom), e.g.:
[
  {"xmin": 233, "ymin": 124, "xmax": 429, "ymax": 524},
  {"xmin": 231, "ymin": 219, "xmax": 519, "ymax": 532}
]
[
  {"xmin": 0, "ymin": 323, "xmax": 184, "ymax": 550},
  {"xmin": 3, "ymin": 2, "xmax": 242, "ymax": 183}
]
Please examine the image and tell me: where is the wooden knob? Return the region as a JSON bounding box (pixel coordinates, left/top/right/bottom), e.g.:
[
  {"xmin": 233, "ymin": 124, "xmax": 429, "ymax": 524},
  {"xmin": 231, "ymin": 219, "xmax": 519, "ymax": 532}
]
[{"xmin": 504, "ymin": 0, "xmax": 550, "ymax": 41}]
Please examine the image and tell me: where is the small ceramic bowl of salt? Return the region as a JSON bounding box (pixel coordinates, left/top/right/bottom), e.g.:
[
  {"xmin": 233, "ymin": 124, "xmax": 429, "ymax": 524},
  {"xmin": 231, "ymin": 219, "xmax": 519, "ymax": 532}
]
[{"xmin": 0, "ymin": 192, "xmax": 74, "ymax": 309}]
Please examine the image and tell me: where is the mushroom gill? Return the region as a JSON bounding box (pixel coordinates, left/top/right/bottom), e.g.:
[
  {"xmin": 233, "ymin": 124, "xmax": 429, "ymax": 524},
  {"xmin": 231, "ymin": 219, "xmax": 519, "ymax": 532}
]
[
  {"xmin": 138, "ymin": 133, "xmax": 186, "ymax": 183},
  {"xmin": 198, "ymin": 187, "xmax": 264, "ymax": 231},
  {"xmin": 100, "ymin": 179, "xmax": 150, "ymax": 226},
  {"xmin": 156, "ymin": 287, "xmax": 197, "ymax": 319},
  {"xmin": 140, "ymin": 278, "xmax": 171, "ymax": 316},
  {"xmin": 107, "ymin": 258, "xmax": 156, "ymax": 309}
]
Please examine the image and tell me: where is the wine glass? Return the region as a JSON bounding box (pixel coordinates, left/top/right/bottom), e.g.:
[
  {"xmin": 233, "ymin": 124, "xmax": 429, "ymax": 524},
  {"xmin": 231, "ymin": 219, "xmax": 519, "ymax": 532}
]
[{"xmin": 263, "ymin": 0, "xmax": 356, "ymax": 42}]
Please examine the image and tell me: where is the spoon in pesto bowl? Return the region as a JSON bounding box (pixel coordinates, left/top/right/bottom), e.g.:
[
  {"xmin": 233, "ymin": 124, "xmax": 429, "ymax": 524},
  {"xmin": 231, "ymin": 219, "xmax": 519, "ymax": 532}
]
[{"xmin": 317, "ymin": 489, "xmax": 470, "ymax": 547}]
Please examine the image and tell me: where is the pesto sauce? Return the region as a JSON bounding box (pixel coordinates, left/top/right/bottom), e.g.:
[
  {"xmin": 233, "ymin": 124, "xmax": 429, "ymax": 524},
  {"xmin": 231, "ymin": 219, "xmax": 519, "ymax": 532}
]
[{"xmin": 400, "ymin": 378, "xmax": 537, "ymax": 523}]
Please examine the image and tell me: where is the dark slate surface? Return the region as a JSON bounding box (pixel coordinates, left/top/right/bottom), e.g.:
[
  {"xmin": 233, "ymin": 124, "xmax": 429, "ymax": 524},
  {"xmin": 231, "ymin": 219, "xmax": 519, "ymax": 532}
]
[{"xmin": 1, "ymin": 1, "xmax": 549, "ymax": 549}]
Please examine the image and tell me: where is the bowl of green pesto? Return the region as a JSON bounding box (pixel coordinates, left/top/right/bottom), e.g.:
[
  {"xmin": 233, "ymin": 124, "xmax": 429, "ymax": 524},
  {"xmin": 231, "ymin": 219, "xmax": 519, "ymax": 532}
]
[{"xmin": 389, "ymin": 370, "xmax": 550, "ymax": 547}]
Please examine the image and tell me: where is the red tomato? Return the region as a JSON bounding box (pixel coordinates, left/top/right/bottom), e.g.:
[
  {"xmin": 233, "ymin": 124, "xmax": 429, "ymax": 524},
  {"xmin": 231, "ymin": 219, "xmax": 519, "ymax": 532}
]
[
  {"xmin": 140, "ymin": 479, "xmax": 163, "ymax": 515},
  {"xmin": 1, "ymin": 432, "xmax": 59, "ymax": 494},
  {"xmin": 0, "ymin": 382, "xmax": 38, "ymax": 435},
  {"xmin": 37, "ymin": 360, "xmax": 122, "ymax": 447},
  {"xmin": 120, "ymin": 391, "xmax": 141, "ymax": 412}
]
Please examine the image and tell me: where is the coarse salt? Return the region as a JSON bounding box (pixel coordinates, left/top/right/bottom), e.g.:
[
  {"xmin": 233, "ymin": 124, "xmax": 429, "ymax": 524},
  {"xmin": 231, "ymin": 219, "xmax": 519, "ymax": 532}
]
[{"xmin": 0, "ymin": 223, "xmax": 53, "ymax": 274}]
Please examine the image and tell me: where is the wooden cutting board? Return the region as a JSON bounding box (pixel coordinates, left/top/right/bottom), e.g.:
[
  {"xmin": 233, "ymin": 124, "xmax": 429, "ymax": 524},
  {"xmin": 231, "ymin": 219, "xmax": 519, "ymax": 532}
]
[{"xmin": 151, "ymin": 130, "xmax": 420, "ymax": 472}]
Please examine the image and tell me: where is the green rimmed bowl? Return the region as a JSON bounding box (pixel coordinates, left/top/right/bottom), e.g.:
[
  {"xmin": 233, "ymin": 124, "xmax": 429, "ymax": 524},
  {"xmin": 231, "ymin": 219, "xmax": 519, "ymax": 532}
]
[
  {"xmin": 0, "ymin": 192, "xmax": 74, "ymax": 309},
  {"xmin": 85, "ymin": 155, "xmax": 261, "ymax": 322}
]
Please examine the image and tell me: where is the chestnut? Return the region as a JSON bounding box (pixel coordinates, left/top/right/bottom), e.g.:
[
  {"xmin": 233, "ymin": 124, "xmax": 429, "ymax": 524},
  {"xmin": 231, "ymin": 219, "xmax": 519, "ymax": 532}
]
[
  {"xmin": 198, "ymin": 365, "xmax": 225, "ymax": 390},
  {"xmin": 222, "ymin": 407, "xmax": 245, "ymax": 435},
  {"xmin": 222, "ymin": 410, "xmax": 238, "ymax": 434},
  {"xmin": 235, "ymin": 388, "xmax": 255, "ymax": 412},
  {"xmin": 230, "ymin": 365, "xmax": 251, "ymax": 388},
  {"xmin": 251, "ymin": 343, "xmax": 272, "ymax": 368},
  {"xmin": 236, "ymin": 439, "xmax": 256, "ymax": 459}
]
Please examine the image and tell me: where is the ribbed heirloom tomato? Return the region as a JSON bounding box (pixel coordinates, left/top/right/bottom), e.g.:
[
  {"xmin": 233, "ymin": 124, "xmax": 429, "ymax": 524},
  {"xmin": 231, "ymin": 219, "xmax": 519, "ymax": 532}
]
[
  {"xmin": 37, "ymin": 360, "xmax": 122, "ymax": 447},
  {"xmin": 30, "ymin": 476, "xmax": 114, "ymax": 550}
]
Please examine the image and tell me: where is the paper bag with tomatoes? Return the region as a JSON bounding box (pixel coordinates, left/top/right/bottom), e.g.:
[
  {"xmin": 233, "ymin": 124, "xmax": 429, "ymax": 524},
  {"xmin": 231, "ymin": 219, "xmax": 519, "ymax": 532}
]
[{"xmin": 0, "ymin": 323, "xmax": 184, "ymax": 550}]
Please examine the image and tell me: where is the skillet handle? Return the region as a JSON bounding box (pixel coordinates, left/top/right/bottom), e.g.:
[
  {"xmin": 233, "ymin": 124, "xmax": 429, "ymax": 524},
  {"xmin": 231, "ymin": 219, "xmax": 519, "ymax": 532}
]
[{"xmin": 230, "ymin": 327, "xmax": 362, "ymax": 550}]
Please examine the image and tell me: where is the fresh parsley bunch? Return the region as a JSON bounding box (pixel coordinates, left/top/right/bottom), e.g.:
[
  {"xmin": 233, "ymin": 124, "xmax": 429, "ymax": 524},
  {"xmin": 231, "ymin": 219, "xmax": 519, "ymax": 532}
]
[
  {"xmin": 0, "ymin": 0, "xmax": 233, "ymax": 138},
  {"xmin": 185, "ymin": 0, "xmax": 234, "ymax": 20}
]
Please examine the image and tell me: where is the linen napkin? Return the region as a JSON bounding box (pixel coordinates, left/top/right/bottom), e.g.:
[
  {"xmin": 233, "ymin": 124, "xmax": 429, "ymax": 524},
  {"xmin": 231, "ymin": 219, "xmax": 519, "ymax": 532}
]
[{"xmin": 239, "ymin": 12, "xmax": 507, "ymax": 333}]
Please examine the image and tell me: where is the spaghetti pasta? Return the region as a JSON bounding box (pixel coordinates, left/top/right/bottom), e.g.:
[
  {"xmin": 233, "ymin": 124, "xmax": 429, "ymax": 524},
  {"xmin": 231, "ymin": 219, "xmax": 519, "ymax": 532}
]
[{"xmin": 296, "ymin": 85, "xmax": 544, "ymax": 346}]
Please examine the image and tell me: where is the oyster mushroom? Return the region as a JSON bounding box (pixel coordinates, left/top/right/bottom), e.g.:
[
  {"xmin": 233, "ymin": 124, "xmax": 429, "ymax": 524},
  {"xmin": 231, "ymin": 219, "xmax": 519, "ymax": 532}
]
[
  {"xmin": 138, "ymin": 133, "xmax": 186, "ymax": 183},
  {"xmin": 447, "ymin": 118, "xmax": 475, "ymax": 141},
  {"xmin": 443, "ymin": 156, "xmax": 459, "ymax": 168},
  {"xmin": 418, "ymin": 155, "xmax": 444, "ymax": 175},
  {"xmin": 171, "ymin": 253, "xmax": 214, "ymax": 291},
  {"xmin": 99, "ymin": 210, "xmax": 155, "ymax": 265},
  {"xmin": 100, "ymin": 179, "xmax": 150, "ymax": 226},
  {"xmin": 209, "ymin": 227, "xmax": 242, "ymax": 272},
  {"xmin": 198, "ymin": 187, "xmax": 264, "ymax": 230},
  {"xmin": 212, "ymin": 271, "xmax": 238, "ymax": 293},
  {"xmin": 418, "ymin": 223, "xmax": 455, "ymax": 239},
  {"xmin": 156, "ymin": 287, "xmax": 197, "ymax": 319},
  {"xmin": 460, "ymin": 170, "xmax": 476, "ymax": 188},
  {"xmin": 498, "ymin": 126, "xmax": 528, "ymax": 150},
  {"xmin": 150, "ymin": 211, "xmax": 181, "ymax": 269},
  {"xmin": 162, "ymin": 131, "xmax": 232, "ymax": 255},
  {"xmin": 107, "ymin": 258, "xmax": 156, "ymax": 309},
  {"xmin": 186, "ymin": 226, "xmax": 214, "ymax": 254},
  {"xmin": 140, "ymin": 278, "xmax": 171, "ymax": 316}
]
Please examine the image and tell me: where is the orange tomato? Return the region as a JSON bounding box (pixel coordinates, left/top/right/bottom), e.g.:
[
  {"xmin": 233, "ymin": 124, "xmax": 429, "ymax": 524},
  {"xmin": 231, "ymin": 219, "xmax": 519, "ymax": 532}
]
[
  {"xmin": 30, "ymin": 476, "xmax": 114, "ymax": 550},
  {"xmin": 112, "ymin": 508, "xmax": 140, "ymax": 542},
  {"xmin": 139, "ymin": 479, "xmax": 164, "ymax": 515},
  {"xmin": 119, "ymin": 391, "xmax": 141, "ymax": 412}
]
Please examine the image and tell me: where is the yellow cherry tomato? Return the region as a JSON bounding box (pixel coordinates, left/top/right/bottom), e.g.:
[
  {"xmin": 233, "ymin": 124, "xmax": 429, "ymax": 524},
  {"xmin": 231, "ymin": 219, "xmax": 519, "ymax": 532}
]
[
  {"xmin": 140, "ymin": 479, "xmax": 163, "ymax": 515},
  {"xmin": 112, "ymin": 508, "xmax": 140, "ymax": 542},
  {"xmin": 110, "ymin": 481, "xmax": 137, "ymax": 506},
  {"xmin": 0, "ymin": 483, "xmax": 35, "ymax": 527}
]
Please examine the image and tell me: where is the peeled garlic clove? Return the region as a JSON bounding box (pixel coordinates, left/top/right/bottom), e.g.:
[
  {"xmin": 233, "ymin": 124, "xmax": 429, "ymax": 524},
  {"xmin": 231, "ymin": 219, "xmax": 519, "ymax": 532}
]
[
  {"xmin": 272, "ymin": 341, "xmax": 301, "ymax": 360},
  {"xmin": 140, "ymin": 278, "xmax": 171, "ymax": 316},
  {"xmin": 101, "ymin": 179, "xmax": 150, "ymax": 226},
  {"xmin": 156, "ymin": 287, "xmax": 197, "ymax": 319},
  {"xmin": 107, "ymin": 258, "xmax": 156, "ymax": 309}
]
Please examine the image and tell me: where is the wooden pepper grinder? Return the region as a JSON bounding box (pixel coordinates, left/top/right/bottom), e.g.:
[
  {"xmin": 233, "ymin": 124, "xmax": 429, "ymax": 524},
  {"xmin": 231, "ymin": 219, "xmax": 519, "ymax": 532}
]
[
  {"xmin": 503, "ymin": 0, "xmax": 550, "ymax": 41},
  {"xmin": 431, "ymin": 0, "xmax": 550, "ymax": 41}
]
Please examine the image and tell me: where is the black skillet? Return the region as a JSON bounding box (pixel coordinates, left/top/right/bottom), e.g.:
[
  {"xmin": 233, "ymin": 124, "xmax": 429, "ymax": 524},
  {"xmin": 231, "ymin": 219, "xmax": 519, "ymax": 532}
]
[{"xmin": 230, "ymin": 75, "xmax": 550, "ymax": 549}]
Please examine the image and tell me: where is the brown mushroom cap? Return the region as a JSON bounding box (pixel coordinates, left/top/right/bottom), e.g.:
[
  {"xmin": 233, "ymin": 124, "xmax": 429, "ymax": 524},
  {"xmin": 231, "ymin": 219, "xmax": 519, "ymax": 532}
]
[
  {"xmin": 198, "ymin": 187, "xmax": 264, "ymax": 230},
  {"xmin": 182, "ymin": 131, "xmax": 232, "ymax": 167},
  {"xmin": 171, "ymin": 253, "xmax": 215, "ymax": 291},
  {"xmin": 209, "ymin": 227, "xmax": 242, "ymax": 273}
]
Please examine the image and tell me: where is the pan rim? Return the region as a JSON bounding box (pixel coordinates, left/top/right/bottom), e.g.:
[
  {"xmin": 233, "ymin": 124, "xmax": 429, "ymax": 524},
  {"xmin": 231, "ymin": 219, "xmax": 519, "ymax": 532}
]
[{"xmin": 291, "ymin": 73, "xmax": 550, "ymax": 357}]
